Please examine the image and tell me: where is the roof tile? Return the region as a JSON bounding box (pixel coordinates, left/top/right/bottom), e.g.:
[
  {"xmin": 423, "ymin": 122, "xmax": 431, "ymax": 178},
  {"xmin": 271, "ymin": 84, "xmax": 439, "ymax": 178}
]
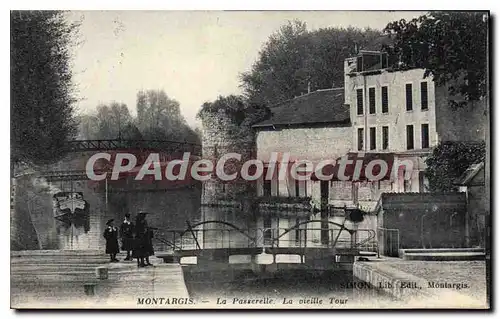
[{"xmin": 252, "ymin": 88, "xmax": 350, "ymax": 127}]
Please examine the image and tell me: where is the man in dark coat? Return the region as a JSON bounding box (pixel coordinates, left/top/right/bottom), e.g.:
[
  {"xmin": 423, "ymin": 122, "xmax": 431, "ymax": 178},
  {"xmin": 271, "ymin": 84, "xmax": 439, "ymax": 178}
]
[
  {"xmin": 133, "ymin": 211, "xmax": 154, "ymax": 267},
  {"xmin": 133, "ymin": 212, "xmax": 148, "ymax": 267},
  {"xmin": 103, "ymin": 219, "xmax": 119, "ymax": 262},
  {"xmin": 120, "ymin": 213, "xmax": 134, "ymax": 261}
]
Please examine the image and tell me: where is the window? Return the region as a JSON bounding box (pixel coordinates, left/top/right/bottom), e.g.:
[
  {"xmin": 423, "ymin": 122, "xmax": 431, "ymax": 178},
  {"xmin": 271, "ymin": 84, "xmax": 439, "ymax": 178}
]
[
  {"xmin": 356, "ymin": 56, "xmax": 363, "ymax": 72},
  {"xmin": 369, "ymin": 87, "xmax": 376, "ymax": 114},
  {"xmin": 421, "ymin": 124, "xmax": 430, "ymax": 149},
  {"xmin": 263, "ymin": 216, "xmax": 273, "ymax": 244},
  {"xmin": 351, "ymin": 183, "xmax": 358, "ymax": 204},
  {"xmin": 370, "ymin": 127, "xmax": 376, "ymax": 150},
  {"xmin": 263, "ymin": 179, "xmax": 272, "ymax": 197},
  {"xmin": 421, "ymin": 82, "xmax": 428, "ymax": 110},
  {"xmin": 357, "ymin": 128, "xmax": 364, "ymax": 151},
  {"xmin": 320, "ymin": 180, "xmax": 329, "ymax": 208},
  {"xmin": 406, "ymin": 83, "xmax": 413, "ymax": 111},
  {"xmin": 381, "ymin": 86, "xmax": 389, "ymax": 113},
  {"xmin": 382, "ymin": 126, "xmax": 389, "ymax": 150},
  {"xmin": 295, "ymin": 218, "xmax": 301, "ymax": 244},
  {"xmin": 264, "ymin": 216, "xmax": 272, "ymax": 228},
  {"xmin": 370, "ymin": 181, "xmax": 380, "ymax": 199},
  {"xmin": 295, "ymin": 180, "xmax": 307, "ymax": 197},
  {"xmin": 406, "ymin": 125, "xmax": 414, "ymax": 150},
  {"xmin": 418, "ymin": 171, "xmax": 428, "ymax": 192},
  {"xmin": 381, "ymin": 53, "xmax": 388, "ymax": 69},
  {"xmin": 356, "ymin": 89, "xmax": 364, "ymax": 115},
  {"xmin": 404, "ymin": 178, "xmax": 411, "ymax": 192}
]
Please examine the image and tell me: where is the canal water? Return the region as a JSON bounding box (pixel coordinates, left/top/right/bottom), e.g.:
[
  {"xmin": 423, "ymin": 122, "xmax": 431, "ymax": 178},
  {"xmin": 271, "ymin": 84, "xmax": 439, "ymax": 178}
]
[{"xmin": 183, "ymin": 267, "xmax": 397, "ymax": 308}]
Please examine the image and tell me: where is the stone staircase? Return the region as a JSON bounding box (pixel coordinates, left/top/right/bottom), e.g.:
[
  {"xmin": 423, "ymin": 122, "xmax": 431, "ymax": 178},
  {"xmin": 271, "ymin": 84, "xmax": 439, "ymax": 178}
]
[
  {"xmin": 11, "ymin": 250, "xmax": 111, "ymax": 308},
  {"xmin": 96, "ymin": 262, "xmax": 190, "ymax": 308},
  {"xmin": 398, "ymin": 248, "xmax": 485, "ymax": 261},
  {"xmin": 11, "ymin": 250, "xmax": 190, "ymax": 309}
]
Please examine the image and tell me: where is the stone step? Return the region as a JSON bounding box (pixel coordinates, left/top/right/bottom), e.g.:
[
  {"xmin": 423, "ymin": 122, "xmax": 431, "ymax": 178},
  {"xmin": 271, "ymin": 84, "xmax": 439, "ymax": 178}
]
[
  {"xmin": 11, "ymin": 260, "xmax": 110, "ymax": 266},
  {"xmin": 11, "ymin": 250, "xmax": 190, "ymax": 308},
  {"xmin": 11, "ymin": 255, "xmax": 110, "ymax": 260},
  {"xmin": 399, "ymin": 247, "xmax": 484, "ymax": 255},
  {"xmin": 402, "ymin": 252, "xmax": 485, "ymax": 261},
  {"xmin": 11, "ymin": 264, "xmax": 109, "ymax": 273},
  {"xmin": 10, "ymin": 251, "xmax": 127, "ymax": 265},
  {"xmin": 11, "ymin": 250, "xmax": 105, "ymax": 256},
  {"xmin": 11, "ymin": 254, "xmax": 110, "ymax": 259},
  {"xmin": 100, "ymin": 263, "xmax": 190, "ymax": 301},
  {"xmin": 11, "ymin": 273, "xmax": 99, "ymax": 283}
]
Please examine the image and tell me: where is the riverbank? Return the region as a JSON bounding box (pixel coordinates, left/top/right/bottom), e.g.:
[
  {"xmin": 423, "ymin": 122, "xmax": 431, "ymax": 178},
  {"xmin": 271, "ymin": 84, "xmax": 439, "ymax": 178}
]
[{"xmin": 353, "ymin": 258, "xmax": 488, "ymax": 309}]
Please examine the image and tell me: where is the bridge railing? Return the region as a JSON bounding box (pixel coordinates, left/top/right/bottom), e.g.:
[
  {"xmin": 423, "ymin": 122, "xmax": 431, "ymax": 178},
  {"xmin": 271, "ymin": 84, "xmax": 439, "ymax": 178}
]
[
  {"xmin": 153, "ymin": 227, "xmax": 377, "ymax": 252},
  {"xmin": 66, "ymin": 139, "xmax": 202, "ymax": 155}
]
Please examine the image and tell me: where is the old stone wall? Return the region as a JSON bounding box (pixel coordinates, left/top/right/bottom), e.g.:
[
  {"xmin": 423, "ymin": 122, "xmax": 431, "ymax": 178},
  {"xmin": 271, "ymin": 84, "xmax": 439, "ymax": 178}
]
[
  {"xmin": 255, "ymin": 125, "xmax": 352, "ymax": 163},
  {"xmin": 379, "ymin": 193, "xmax": 467, "ymax": 249},
  {"xmin": 200, "ymin": 107, "xmax": 259, "ymax": 247}
]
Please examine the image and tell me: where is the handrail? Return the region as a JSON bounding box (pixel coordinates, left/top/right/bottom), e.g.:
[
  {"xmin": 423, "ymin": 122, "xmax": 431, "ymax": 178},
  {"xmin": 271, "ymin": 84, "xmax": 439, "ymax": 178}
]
[
  {"xmin": 273, "ymin": 219, "xmax": 354, "ymax": 242},
  {"xmin": 152, "ymin": 224, "xmax": 378, "ymax": 252},
  {"xmin": 354, "ymin": 229, "xmax": 376, "ymax": 248},
  {"xmin": 178, "ymin": 220, "xmax": 257, "ymax": 242}
]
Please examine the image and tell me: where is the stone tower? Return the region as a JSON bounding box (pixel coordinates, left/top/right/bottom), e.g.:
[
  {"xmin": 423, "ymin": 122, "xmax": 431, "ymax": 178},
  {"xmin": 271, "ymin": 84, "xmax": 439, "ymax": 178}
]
[{"xmin": 199, "ymin": 106, "xmax": 258, "ymax": 247}]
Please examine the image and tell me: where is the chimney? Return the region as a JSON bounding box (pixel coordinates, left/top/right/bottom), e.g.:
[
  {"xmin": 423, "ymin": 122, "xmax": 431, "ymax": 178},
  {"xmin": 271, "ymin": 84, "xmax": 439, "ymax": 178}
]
[{"xmin": 307, "ymin": 81, "xmax": 311, "ymax": 94}]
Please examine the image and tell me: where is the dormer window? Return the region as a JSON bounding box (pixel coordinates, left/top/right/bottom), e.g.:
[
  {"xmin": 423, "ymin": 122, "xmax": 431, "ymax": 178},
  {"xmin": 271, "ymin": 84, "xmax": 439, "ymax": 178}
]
[{"xmin": 355, "ymin": 51, "xmax": 389, "ymax": 73}]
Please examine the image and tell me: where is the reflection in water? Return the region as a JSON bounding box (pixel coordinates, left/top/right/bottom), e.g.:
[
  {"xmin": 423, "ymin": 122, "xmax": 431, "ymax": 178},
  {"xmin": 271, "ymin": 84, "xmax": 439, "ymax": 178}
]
[
  {"xmin": 184, "ymin": 268, "xmax": 396, "ymax": 308},
  {"xmin": 53, "ymin": 192, "xmax": 91, "ymax": 249}
]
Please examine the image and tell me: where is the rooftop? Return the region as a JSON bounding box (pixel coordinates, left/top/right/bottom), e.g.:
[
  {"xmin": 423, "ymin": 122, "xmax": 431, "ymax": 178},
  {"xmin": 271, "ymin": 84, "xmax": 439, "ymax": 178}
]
[
  {"xmin": 454, "ymin": 161, "xmax": 485, "ymax": 186},
  {"xmin": 252, "ymin": 88, "xmax": 350, "ymax": 128}
]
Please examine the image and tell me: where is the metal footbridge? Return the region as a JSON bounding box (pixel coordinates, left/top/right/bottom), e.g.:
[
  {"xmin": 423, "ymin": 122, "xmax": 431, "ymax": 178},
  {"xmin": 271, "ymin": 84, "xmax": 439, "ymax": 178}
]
[{"xmin": 152, "ymin": 220, "xmax": 378, "ymax": 270}]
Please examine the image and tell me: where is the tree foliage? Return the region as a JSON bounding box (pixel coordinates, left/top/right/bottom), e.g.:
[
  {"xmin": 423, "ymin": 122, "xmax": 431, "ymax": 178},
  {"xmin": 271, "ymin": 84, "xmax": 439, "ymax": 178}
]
[
  {"xmin": 425, "ymin": 141, "xmax": 485, "ymax": 192},
  {"xmin": 383, "ymin": 12, "xmax": 488, "ymax": 107},
  {"xmin": 240, "ymin": 20, "xmax": 385, "ymax": 106},
  {"xmin": 77, "ymin": 102, "xmax": 141, "ymax": 140},
  {"xmin": 11, "ymin": 11, "xmax": 79, "ymax": 165},
  {"xmin": 77, "ymin": 89, "xmax": 200, "ymax": 144},
  {"xmin": 197, "ymin": 95, "xmax": 269, "ymax": 130},
  {"xmin": 136, "ymin": 89, "xmax": 199, "ymax": 143}
]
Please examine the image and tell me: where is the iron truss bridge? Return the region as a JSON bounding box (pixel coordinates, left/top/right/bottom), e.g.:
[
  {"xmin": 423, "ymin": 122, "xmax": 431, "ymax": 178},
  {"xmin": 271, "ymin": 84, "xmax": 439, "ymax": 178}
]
[
  {"xmin": 66, "ymin": 139, "xmax": 202, "ymax": 155},
  {"xmin": 35, "ymin": 170, "xmax": 107, "ymax": 182}
]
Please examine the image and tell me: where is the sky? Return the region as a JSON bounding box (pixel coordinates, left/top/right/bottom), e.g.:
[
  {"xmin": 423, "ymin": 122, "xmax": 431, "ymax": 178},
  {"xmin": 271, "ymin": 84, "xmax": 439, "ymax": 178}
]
[{"xmin": 68, "ymin": 11, "xmax": 425, "ymax": 128}]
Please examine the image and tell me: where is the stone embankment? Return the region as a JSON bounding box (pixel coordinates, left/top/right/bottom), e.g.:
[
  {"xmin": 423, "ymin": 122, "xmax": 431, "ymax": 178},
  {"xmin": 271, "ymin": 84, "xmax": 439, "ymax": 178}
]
[{"xmin": 353, "ymin": 257, "xmax": 487, "ymax": 308}]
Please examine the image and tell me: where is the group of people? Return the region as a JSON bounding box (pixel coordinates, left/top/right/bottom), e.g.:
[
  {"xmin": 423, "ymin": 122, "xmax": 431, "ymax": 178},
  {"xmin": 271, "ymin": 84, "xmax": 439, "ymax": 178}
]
[{"xmin": 103, "ymin": 211, "xmax": 155, "ymax": 267}]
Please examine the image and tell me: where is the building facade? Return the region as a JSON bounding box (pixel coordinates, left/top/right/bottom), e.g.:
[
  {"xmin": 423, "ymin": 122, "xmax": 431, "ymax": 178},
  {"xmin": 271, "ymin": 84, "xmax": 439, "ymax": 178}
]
[
  {"xmin": 344, "ymin": 51, "xmax": 438, "ymax": 198},
  {"xmin": 252, "ymin": 88, "xmax": 372, "ymax": 247},
  {"xmin": 202, "ymin": 50, "xmax": 486, "ymax": 250}
]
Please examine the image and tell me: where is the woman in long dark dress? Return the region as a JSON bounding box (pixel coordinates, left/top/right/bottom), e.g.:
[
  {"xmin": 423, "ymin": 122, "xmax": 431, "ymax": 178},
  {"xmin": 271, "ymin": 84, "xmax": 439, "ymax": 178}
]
[
  {"xmin": 103, "ymin": 219, "xmax": 119, "ymax": 262},
  {"xmin": 120, "ymin": 213, "xmax": 134, "ymax": 261},
  {"xmin": 133, "ymin": 214, "xmax": 146, "ymax": 267},
  {"xmin": 133, "ymin": 212, "xmax": 154, "ymax": 267}
]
